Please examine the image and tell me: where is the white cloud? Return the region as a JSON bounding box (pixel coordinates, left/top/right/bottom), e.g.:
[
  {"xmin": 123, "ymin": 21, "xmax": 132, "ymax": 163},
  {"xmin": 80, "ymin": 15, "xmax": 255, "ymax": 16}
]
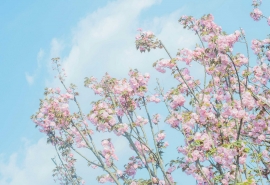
[
  {"xmin": 45, "ymin": 0, "xmax": 200, "ymax": 111},
  {"xmin": 50, "ymin": 38, "xmax": 64, "ymax": 59},
  {"xmin": 0, "ymin": 134, "xmax": 132, "ymax": 185},
  {"xmin": 25, "ymin": 72, "xmax": 34, "ymax": 85},
  {"xmin": 45, "ymin": 0, "xmax": 200, "ymax": 90},
  {"xmin": 0, "ymin": 138, "xmax": 55, "ymax": 185},
  {"xmin": 57, "ymin": 0, "xmax": 160, "ymax": 84},
  {"xmin": 25, "ymin": 49, "xmax": 45, "ymax": 85}
]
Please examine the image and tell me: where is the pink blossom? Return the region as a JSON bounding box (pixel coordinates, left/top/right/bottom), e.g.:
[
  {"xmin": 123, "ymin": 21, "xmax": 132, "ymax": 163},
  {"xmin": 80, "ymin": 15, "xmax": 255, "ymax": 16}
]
[
  {"xmin": 250, "ymin": 8, "xmax": 262, "ymax": 21},
  {"xmin": 147, "ymin": 94, "xmax": 160, "ymax": 103},
  {"xmin": 135, "ymin": 116, "xmax": 148, "ymax": 126},
  {"xmin": 152, "ymin": 114, "xmax": 161, "ymax": 124},
  {"xmin": 114, "ymin": 123, "xmax": 129, "ymax": 136},
  {"xmin": 156, "ymin": 132, "xmax": 166, "ymax": 142},
  {"xmin": 177, "ymin": 48, "xmax": 194, "ymax": 65},
  {"xmin": 170, "ymin": 94, "xmax": 185, "ymax": 109}
]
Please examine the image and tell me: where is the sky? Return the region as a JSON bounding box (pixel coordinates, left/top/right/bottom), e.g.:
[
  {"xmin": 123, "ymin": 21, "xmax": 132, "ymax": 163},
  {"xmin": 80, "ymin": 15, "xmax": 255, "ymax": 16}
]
[{"xmin": 0, "ymin": 0, "xmax": 270, "ymax": 184}]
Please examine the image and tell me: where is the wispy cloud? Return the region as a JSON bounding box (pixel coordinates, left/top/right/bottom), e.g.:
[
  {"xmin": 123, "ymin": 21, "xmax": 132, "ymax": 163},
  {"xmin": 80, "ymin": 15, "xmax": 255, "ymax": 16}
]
[
  {"xmin": 25, "ymin": 49, "xmax": 45, "ymax": 86},
  {"xmin": 25, "ymin": 72, "xmax": 35, "ymax": 85},
  {"xmin": 46, "ymin": 1, "xmax": 199, "ymax": 89},
  {"xmin": 50, "ymin": 38, "xmax": 64, "ymax": 59},
  {"xmin": 0, "ymin": 138, "xmax": 55, "ymax": 185}
]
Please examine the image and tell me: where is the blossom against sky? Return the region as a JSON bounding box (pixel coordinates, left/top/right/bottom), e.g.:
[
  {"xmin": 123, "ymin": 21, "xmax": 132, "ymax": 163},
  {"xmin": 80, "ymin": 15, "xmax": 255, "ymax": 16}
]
[{"xmin": 0, "ymin": 0, "xmax": 270, "ymax": 184}]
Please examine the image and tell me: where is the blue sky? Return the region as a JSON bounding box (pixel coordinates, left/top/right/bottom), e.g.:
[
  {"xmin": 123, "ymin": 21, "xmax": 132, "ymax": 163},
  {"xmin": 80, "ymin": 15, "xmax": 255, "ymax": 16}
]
[{"xmin": 0, "ymin": 0, "xmax": 270, "ymax": 184}]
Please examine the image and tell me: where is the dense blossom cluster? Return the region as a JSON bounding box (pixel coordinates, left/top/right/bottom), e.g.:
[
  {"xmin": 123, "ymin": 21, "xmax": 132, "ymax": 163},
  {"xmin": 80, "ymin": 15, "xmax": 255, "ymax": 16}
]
[
  {"xmin": 32, "ymin": 86, "xmax": 87, "ymax": 184},
  {"xmin": 250, "ymin": 0, "xmax": 270, "ymax": 25},
  {"xmin": 250, "ymin": 8, "xmax": 263, "ymax": 21},
  {"xmin": 135, "ymin": 29, "xmax": 163, "ymax": 52},
  {"xmin": 128, "ymin": 69, "xmax": 150, "ymax": 97},
  {"xmin": 88, "ymin": 102, "xmax": 116, "ymax": 132},
  {"xmin": 32, "ymin": 1, "xmax": 270, "ymax": 185},
  {"xmin": 101, "ymin": 139, "xmax": 118, "ymax": 167},
  {"xmin": 34, "ymin": 88, "xmax": 72, "ymax": 133},
  {"xmin": 124, "ymin": 156, "xmax": 143, "ymax": 177},
  {"xmin": 251, "ymin": 38, "xmax": 270, "ymax": 61}
]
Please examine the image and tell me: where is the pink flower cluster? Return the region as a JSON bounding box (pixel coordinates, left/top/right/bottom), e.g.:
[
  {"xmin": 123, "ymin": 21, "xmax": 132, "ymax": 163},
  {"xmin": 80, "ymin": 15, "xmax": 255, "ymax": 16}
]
[
  {"xmin": 113, "ymin": 79, "xmax": 133, "ymax": 95},
  {"xmin": 251, "ymin": 39, "xmax": 263, "ymax": 54},
  {"xmin": 250, "ymin": 1, "xmax": 270, "ymax": 26},
  {"xmin": 252, "ymin": 63, "xmax": 270, "ymax": 85},
  {"xmin": 152, "ymin": 114, "xmax": 161, "ymax": 124},
  {"xmin": 176, "ymin": 68, "xmax": 198, "ymax": 91},
  {"xmin": 177, "ymin": 49, "xmax": 194, "ymax": 65},
  {"xmin": 88, "ymin": 102, "xmax": 116, "ymax": 132},
  {"xmin": 166, "ymin": 166, "xmax": 176, "ymax": 183},
  {"xmin": 156, "ymin": 132, "xmax": 166, "ymax": 142},
  {"xmin": 113, "ymin": 123, "xmax": 129, "ymax": 136},
  {"xmin": 101, "ymin": 139, "xmax": 118, "ymax": 167},
  {"xmin": 165, "ymin": 112, "xmax": 181, "ymax": 128},
  {"xmin": 147, "ymin": 94, "xmax": 160, "ymax": 103},
  {"xmin": 98, "ymin": 174, "xmax": 115, "ymax": 184},
  {"xmin": 134, "ymin": 141, "xmax": 149, "ymax": 155},
  {"xmin": 134, "ymin": 116, "xmax": 148, "ymax": 126},
  {"xmin": 124, "ymin": 156, "xmax": 143, "ymax": 177},
  {"xmin": 154, "ymin": 59, "xmax": 176, "ymax": 73},
  {"xmin": 129, "ymin": 69, "xmax": 150, "ymax": 97},
  {"xmin": 233, "ymin": 54, "xmax": 248, "ymax": 67},
  {"xmin": 69, "ymin": 127, "xmax": 87, "ymax": 148},
  {"xmin": 135, "ymin": 29, "xmax": 162, "ymax": 52},
  {"xmin": 169, "ymin": 94, "xmax": 185, "ymax": 109},
  {"xmin": 214, "ymin": 147, "xmax": 238, "ymax": 169},
  {"xmin": 210, "ymin": 31, "xmax": 241, "ymax": 53},
  {"xmin": 251, "ymin": 39, "xmax": 270, "ymax": 61},
  {"xmin": 250, "ymin": 8, "xmax": 262, "ymax": 21},
  {"xmin": 33, "ymin": 88, "xmax": 73, "ymax": 133}
]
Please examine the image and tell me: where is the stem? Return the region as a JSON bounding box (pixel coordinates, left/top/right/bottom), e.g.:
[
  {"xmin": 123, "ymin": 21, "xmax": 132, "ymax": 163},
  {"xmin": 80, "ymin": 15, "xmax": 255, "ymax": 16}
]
[
  {"xmin": 54, "ymin": 145, "xmax": 80, "ymax": 185},
  {"xmin": 70, "ymin": 146, "xmax": 102, "ymax": 168},
  {"xmin": 142, "ymin": 97, "xmax": 173, "ymax": 185},
  {"xmin": 160, "ymin": 40, "xmax": 199, "ymax": 103},
  {"xmin": 240, "ymin": 28, "xmax": 250, "ymax": 88},
  {"xmin": 227, "ymin": 54, "xmax": 243, "ymax": 106},
  {"xmin": 55, "ymin": 69, "xmax": 121, "ymax": 184},
  {"xmin": 106, "ymin": 89, "xmax": 157, "ymax": 179}
]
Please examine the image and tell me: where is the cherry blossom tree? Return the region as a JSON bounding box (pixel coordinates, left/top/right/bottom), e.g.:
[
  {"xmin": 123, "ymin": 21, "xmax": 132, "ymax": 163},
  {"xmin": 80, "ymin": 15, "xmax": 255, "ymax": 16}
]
[{"xmin": 32, "ymin": 1, "xmax": 270, "ymax": 184}]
